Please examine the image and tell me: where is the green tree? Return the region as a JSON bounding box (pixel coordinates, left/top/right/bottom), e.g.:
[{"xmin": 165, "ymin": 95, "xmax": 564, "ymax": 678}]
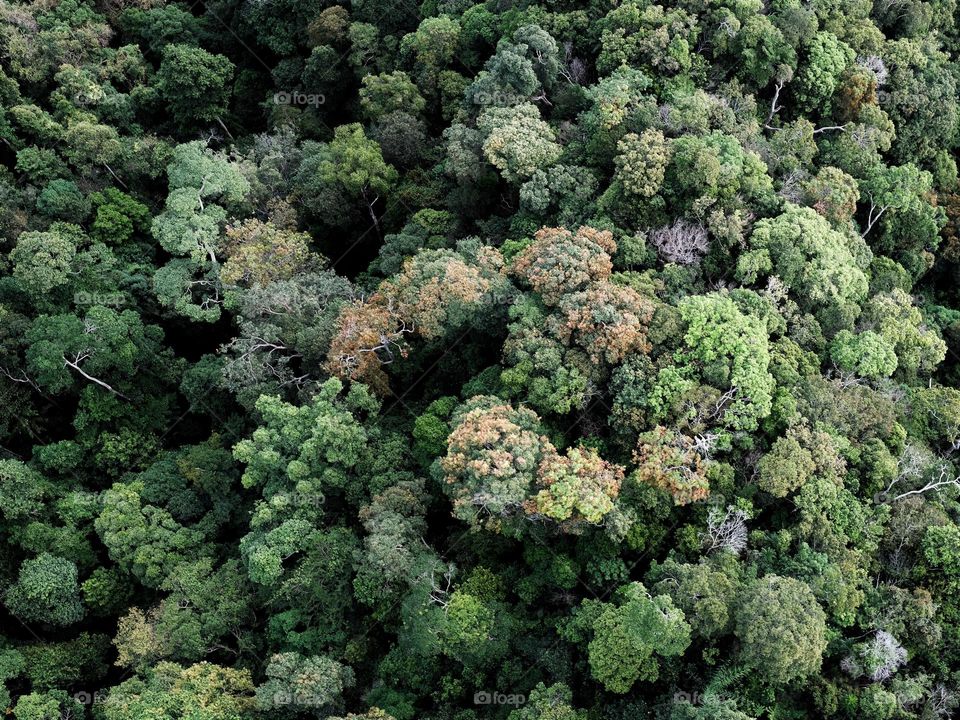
[
  {"xmin": 614, "ymin": 129, "xmax": 671, "ymax": 198},
  {"xmin": 4, "ymin": 553, "xmax": 84, "ymax": 626},
  {"xmin": 100, "ymin": 662, "xmax": 256, "ymax": 720},
  {"xmin": 734, "ymin": 575, "xmax": 827, "ymax": 684},
  {"xmin": 647, "ymin": 558, "xmax": 740, "ymax": 638},
  {"xmin": 477, "ymin": 104, "xmax": 562, "ymax": 183},
  {"xmin": 359, "ymin": 71, "xmax": 426, "ymax": 121},
  {"xmin": 508, "ymin": 683, "xmax": 586, "ymax": 720},
  {"xmin": 255, "ymin": 652, "xmax": 355, "ymax": 714},
  {"xmin": 573, "ymin": 582, "xmax": 692, "ymax": 693},
  {"xmin": 151, "ymin": 141, "xmax": 250, "ymax": 321},
  {"xmin": 737, "ymin": 204, "xmax": 870, "ymax": 332},
  {"xmin": 154, "ymin": 44, "xmax": 234, "ymax": 129},
  {"xmin": 13, "ymin": 690, "xmax": 84, "ymax": 720},
  {"xmin": 294, "ymin": 124, "xmax": 398, "ymax": 234},
  {"xmin": 26, "ymin": 306, "xmax": 168, "ymax": 400}
]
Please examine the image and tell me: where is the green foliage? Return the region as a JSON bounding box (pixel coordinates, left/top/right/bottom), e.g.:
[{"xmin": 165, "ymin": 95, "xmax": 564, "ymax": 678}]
[
  {"xmin": 4, "ymin": 553, "xmax": 84, "ymax": 626},
  {"xmin": 615, "ymin": 129, "xmax": 671, "ymax": 198},
  {"xmin": 738, "ymin": 204, "xmax": 870, "ymax": 332},
  {"xmin": 255, "ymin": 652, "xmax": 355, "ymax": 713},
  {"xmin": 99, "ymin": 662, "xmax": 256, "ymax": 720},
  {"xmin": 154, "ymin": 44, "xmax": 234, "ymax": 128},
  {"xmin": 571, "ymin": 582, "xmax": 691, "ymax": 693},
  {"xmin": 478, "ymin": 104, "xmax": 562, "ymax": 183},
  {"xmin": 734, "ymin": 575, "xmax": 828, "ymax": 684},
  {"xmin": 3, "ymin": 0, "xmax": 960, "ymax": 717}
]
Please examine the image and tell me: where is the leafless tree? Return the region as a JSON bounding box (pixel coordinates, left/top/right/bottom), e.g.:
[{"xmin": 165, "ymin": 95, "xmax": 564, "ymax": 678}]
[
  {"xmin": 559, "ymin": 42, "xmax": 587, "ymax": 85},
  {"xmin": 425, "ymin": 561, "xmax": 457, "ymax": 611},
  {"xmin": 841, "ymin": 630, "xmax": 907, "ymax": 681},
  {"xmin": 926, "ymin": 684, "xmax": 959, "ymax": 718},
  {"xmin": 858, "ymin": 55, "xmax": 889, "ymax": 85},
  {"xmin": 650, "ymin": 219, "xmax": 710, "ymax": 265},
  {"xmin": 702, "ymin": 506, "xmax": 748, "ymax": 556},
  {"xmin": 693, "ymin": 432, "xmax": 720, "ymax": 460},
  {"xmin": 880, "ymin": 445, "xmax": 960, "ymax": 502}
]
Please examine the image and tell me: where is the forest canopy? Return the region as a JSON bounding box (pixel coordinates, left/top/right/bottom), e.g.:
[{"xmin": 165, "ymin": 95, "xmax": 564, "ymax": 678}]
[{"xmin": 3, "ymin": 0, "xmax": 960, "ymax": 718}]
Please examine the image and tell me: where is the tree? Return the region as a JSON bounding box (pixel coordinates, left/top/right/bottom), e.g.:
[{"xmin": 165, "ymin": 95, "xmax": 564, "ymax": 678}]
[
  {"xmin": 36, "ymin": 178, "xmax": 89, "ymax": 221},
  {"xmin": 518, "ymin": 165, "xmax": 600, "ymax": 227},
  {"xmin": 734, "ymin": 575, "xmax": 827, "ymax": 684},
  {"xmin": 511, "ymin": 226, "xmax": 616, "ymax": 305},
  {"xmin": 95, "ymin": 480, "xmax": 206, "ymax": 588},
  {"xmin": 220, "ymin": 219, "xmax": 323, "ymax": 289},
  {"xmin": 221, "ymin": 270, "xmax": 355, "ymax": 405},
  {"xmin": 10, "ymin": 227, "xmax": 77, "ymax": 304},
  {"xmin": 633, "ymin": 426, "xmax": 712, "ymax": 505},
  {"xmin": 859, "ymin": 289, "xmax": 946, "ymax": 380},
  {"xmin": 13, "ymin": 690, "xmax": 84, "ymax": 720},
  {"xmin": 233, "ymin": 378, "xmax": 376, "ymax": 500},
  {"xmin": 99, "ymin": 662, "xmax": 256, "ymax": 720},
  {"xmin": 355, "ymin": 478, "xmax": 431, "ymax": 604},
  {"xmin": 294, "ymin": 124, "xmax": 398, "ymax": 234},
  {"xmin": 803, "ymin": 166, "xmax": 859, "ymax": 226},
  {"xmin": 500, "ymin": 324, "xmax": 592, "ymax": 415},
  {"xmin": 665, "ymin": 292, "xmax": 775, "ymax": 433},
  {"xmin": 439, "ymin": 585, "xmax": 513, "ymax": 668},
  {"xmin": 734, "ymin": 16, "xmax": 796, "ymax": 87},
  {"xmin": 508, "ymin": 682, "xmax": 586, "ymax": 720},
  {"xmin": 829, "ymin": 329, "xmax": 898, "ymax": 379},
  {"xmin": 526, "ymin": 447, "xmax": 625, "ymax": 530},
  {"xmin": 477, "ymin": 104, "xmax": 562, "ymax": 183},
  {"xmin": 648, "ymin": 558, "xmax": 740, "ymax": 639},
  {"xmin": 664, "ymin": 131, "xmax": 774, "ymax": 215},
  {"xmin": 793, "ymin": 32, "xmax": 854, "ymax": 112},
  {"xmin": 466, "ymin": 24, "xmax": 560, "ymax": 107},
  {"xmin": 152, "ymin": 141, "xmax": 250, "ymax": 321},
  {"xmin": 571, "ymin": 582, "xmax": 691, "ymax": 693},
  {"xmin": 842, "ymin": 630, "xmax": 908, "ymax": 681},
  {"xmin": 0, "ymin": 459, "xmax": 49, "ymax": 522},
  {"xmin": 371, "ymin": 111, "xmax": 427, "ymax": 168},
  {"xmin": 614, "ymin": 129, "xmax": 671, "ymax": 198},
  {"xmin": 552, "ymin": 281, "xmax": 655, "ymax": 366},
  {"xmin": 440, "ymin": 397, "xmax": 555, "ymax": 531},
  {"xmin": 399, "ymin": 16, "xmax": 461, "ymax": 90},
  {"xmin": 598, "ymin": 2, "xmax": 699, "ymax": 77},
  {"xmin": 326, "ymin": 246, "xmax": 510, "ymax": 393},
  {"xmin": 649, "ymin": 219, "xmax": 710, "ymax": 265},
  {"xmin": 4, "ymin": 553, "xmax": 84, "ymax": 626},
  {"xmin": 737, "ymin": 204, "xmax": 870, "ymax": 332},
  {"xmin": 255, "ymin": 652, "xmax": 355, "ymax": 714},
  {"xmin": 857, "ymin": 163, "xmax": 940, "ymax": 273},
  {"xmin": 89, "ymin": 187, "xmax": 151, "ymax": 245},
  {"xmin": 154, "ymin": 44, "xmax": 234, "ymax": 129},
  {"xmin": 26, "ymin": 306, "xmax": 168, "ymax": 399},
  {"xmin": 359, "ymin": 71, "xmax": 426, "ymax": 121}
]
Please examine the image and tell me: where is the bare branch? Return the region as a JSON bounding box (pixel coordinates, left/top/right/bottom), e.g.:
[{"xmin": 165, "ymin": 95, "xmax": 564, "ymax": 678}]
[{"xmin": 62, "ymin": 353, "xmax": 130, "ymax": 400}]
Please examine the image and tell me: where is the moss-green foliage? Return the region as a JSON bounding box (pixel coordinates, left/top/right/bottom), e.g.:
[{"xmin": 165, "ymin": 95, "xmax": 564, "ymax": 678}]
[{"xmin": 2, "ymin": 0, "xmax": 960, "ymax": 717}]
